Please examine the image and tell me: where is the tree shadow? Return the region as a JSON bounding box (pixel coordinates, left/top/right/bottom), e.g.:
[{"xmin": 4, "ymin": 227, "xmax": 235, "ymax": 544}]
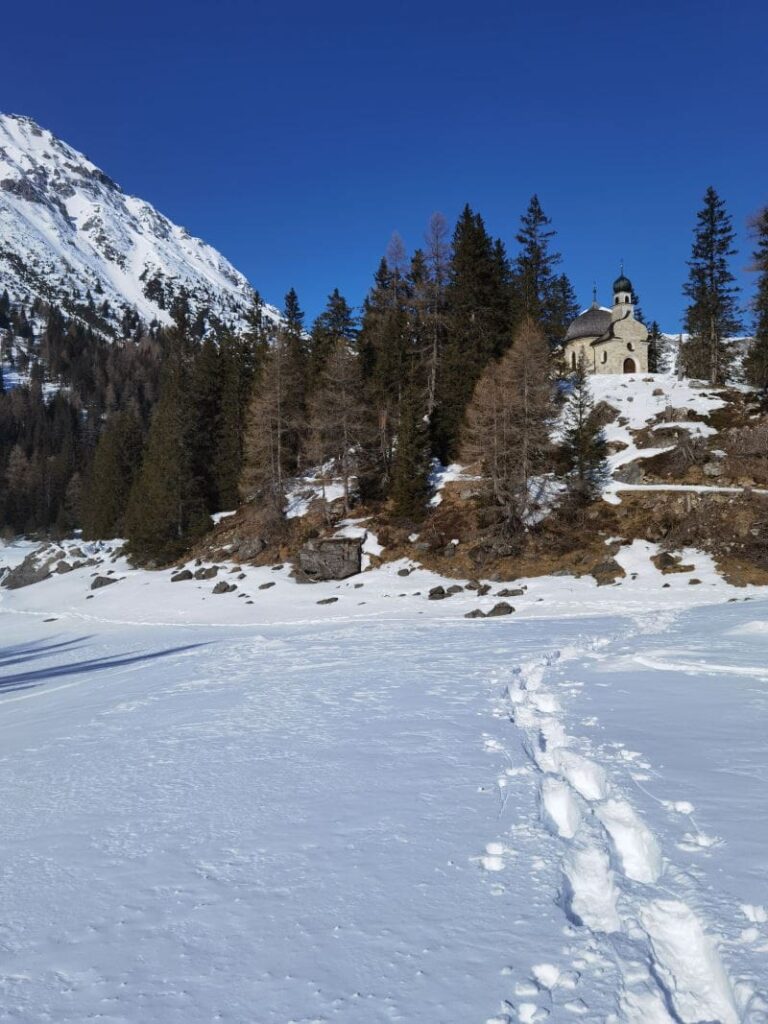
[
  {"xmin": 0, "ymin": 636, "xmax": 95, "ymax": 670},
  {"xmin": 0, "ymin": 637, "xmax": 209, "ymax": 698}
]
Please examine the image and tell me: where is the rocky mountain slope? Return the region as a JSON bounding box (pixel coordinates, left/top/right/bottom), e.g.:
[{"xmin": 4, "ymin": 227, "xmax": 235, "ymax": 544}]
[{"xmin": 0, "ymin": 113, "xmax": 276, "ymax": 333}]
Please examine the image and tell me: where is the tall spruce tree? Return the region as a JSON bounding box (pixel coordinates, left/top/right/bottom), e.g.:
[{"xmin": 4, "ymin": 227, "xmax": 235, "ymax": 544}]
[
  {"xmin": 647, "ymin": 320, "xmax": 664, "ymax": 373},
  {"xmin": 390, "ymin": 381, "xmax": 431, "ymax": 520},
  {"xmin": 308, "ymin": 289, "xmax": 357, "ymax": 385},
  {"xmin": 745, "ymin": 206, "xmax": 768, "ymax": 389},
  {"xmin": 279, "ymin": 288, "xmax": 309, "ymax": 471},
  {"xmin": 124, "ymin": 299, "xmax": 208, "ymax": 563},
  {"xmin": 561, "ymin": 353, "xmax": 609, "ymax": 504},
  {"xmin": 188, "ymin": 336, "xmax": 222, "ymax": 512},
  {"xmin": 215, "ymin": 326, "xmax": 267, "ymax": 511},
  {"xmin": 513, "ymin": 196, "xmax": 577, "ymax": 345},
  {"xmin": 357, "ymin": 242, "xmax": 413, "ymax": 487},
  {"xmin": 682, "ymin": 187, "xmax": 742, "ymax": 384},
  {"xmin": 433, "ymin": 205, "xmax": 512, "ymax": 462},
  {"xmin": 82, "ymin": 408, "xmax": 143, "ymax": 538}
]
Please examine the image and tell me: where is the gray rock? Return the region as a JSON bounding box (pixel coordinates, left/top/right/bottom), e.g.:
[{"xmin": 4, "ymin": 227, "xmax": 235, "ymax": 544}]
[
  {"xmin": 195, "ymin": 566, "xmax": 218, "ymax": 580},
  {"xmin": 464, "ymin": 609, "xmax": 486, "ymax": 619},
  {"xmin": 614, "ymin": 461, "xmax": 644, "ymax": 484},
  {"xmin": 487, "ymin": 602, "xmax": 514, "ymax": 617},
  {"xmin": 446, "ymin": 584, "xmax": 463, "ymax": 595},
  {"xmin": 259, "ymin": 581, "xmax": 276, "ymax": 590},
  {"xmin": 91, "ymin": 575, "xmax": 118, "ymax": 590},
  {"xmin": 663, "ymin": 405, "xmax": 689, "ymax": 423},
  {"xmin": 702, "ymin": 461, "xmax": 723, "ymax": 478},
  {"xmin": 298, "ymin": 538, "xmax": 362, "ymax": 581},
  {"xmin": 317, "ymin": 597, "xmax": 338, "ymax": 605},
  {"xmin": 231, "ymin": 537, "xmax": 266, "ymax": 560},
  {"xmin": 171, "ymin": 569, "xmax": 194, "ymax": 582},
  {"xmin": 397, "ymin": 568, "xmax": 411, "ymax": 577},
  {"xmin": 55, "ymin": 560, "xmax": 73, "ymax": 574},
  {"xmin": 688, "ymin": 578, "xmax": 702, "ymax": 585},
  {"xmin": 428, "ymin": 586, "xmax": 447, "ymax": 600},
  {"xmin": 212, "ymin": 581, "xmax": 237, "ymax": 594},
  {"xmin": 2, "ymin": 551, "xmax": 57, "ymax": 590},
  {"xmin": 497, "ymin": 587, "xmax": 525, "ymax": 597}
]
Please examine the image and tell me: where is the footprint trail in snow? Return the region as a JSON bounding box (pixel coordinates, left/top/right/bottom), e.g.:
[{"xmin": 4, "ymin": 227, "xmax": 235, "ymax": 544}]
[{"xmin": 480, "ymin": 634, "xmax": 768, "ymax": 1024}]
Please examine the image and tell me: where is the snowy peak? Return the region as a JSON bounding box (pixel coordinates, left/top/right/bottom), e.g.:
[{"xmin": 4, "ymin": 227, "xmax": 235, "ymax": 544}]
[{"xmin": 0, "ymin": 113, "xmax": 275, "ymax": 332}]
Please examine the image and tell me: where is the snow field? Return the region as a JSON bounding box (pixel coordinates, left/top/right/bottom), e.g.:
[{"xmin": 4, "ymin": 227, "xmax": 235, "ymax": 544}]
[
  {"xmin": 479, "ymin": 612, "xmax": 768, "ymax": 1023},
  {"xmin": 2, "ymin": 539, "xmax": 768, "ymax": 1021}
]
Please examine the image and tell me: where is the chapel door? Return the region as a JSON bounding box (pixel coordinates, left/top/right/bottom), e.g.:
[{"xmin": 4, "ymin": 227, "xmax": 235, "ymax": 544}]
[{"xmin": 623, "ymin": 357, "xmax": 636, "ymax": 373}]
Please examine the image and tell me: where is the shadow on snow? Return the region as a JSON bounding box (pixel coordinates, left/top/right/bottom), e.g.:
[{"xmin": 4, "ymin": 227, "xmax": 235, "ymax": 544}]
[{"xmin": 0, "ymin": 636, "xmax": 209, "ymax": 697}]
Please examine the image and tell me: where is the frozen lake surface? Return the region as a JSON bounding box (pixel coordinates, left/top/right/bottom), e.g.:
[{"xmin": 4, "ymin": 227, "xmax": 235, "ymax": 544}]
[{"xmin": 1, "ymin": 550, "xmax": 767, "ymax": 1021}]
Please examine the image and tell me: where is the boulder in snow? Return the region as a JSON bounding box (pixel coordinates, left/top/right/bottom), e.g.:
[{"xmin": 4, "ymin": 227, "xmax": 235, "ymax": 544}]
[{"xmin": 297, "ymin": 538, "xmax": 362, "ymax": 581}]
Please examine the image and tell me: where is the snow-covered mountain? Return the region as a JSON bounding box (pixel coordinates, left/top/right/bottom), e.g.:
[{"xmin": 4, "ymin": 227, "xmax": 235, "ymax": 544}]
[{"xmin": 0, "ymin": 113, "xmax": 275, "ymax": 333}]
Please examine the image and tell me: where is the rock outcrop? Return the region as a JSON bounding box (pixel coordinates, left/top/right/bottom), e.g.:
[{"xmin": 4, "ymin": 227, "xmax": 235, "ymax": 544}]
[{"xmin": 297, "ymin": 538, "xmax": 362, "ymax": 581}]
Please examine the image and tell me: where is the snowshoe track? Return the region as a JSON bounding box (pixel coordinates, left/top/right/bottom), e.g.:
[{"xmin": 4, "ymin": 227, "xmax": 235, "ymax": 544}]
[{"xmin": 482, "ymin": 636, "xmax": 767, "ymax": 1024}]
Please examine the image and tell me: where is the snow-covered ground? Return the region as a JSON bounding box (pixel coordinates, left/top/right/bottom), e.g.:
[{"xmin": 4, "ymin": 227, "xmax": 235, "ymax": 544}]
[{"xmin": 1, "ymin": 539, "xmax": 767, "ymax": 1022}]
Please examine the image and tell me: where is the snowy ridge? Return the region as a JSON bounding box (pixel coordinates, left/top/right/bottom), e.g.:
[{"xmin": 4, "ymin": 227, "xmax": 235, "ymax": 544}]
[{"xmin": 0, "ymin": 114, "xmax": 278, "ymax": 331}]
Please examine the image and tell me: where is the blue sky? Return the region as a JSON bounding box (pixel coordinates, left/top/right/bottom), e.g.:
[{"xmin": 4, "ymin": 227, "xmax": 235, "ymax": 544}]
[{"xmin": 1, "ymin": 0, "xmax": 766, "ymax": 329}]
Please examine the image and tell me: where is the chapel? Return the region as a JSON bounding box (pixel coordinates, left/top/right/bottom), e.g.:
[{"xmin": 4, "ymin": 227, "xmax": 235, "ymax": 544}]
[{"xmin": 563, "ymin": 273, "xmax": 649, "ymax": 374}]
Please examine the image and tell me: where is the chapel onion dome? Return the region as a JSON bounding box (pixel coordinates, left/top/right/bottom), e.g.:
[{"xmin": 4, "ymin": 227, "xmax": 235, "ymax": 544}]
[
  {"xmin": 563, "ymin": 305, "xmax": 612, "ymax": 343},
  {"xmin": 613, "ymin": 274, "xmax": 633, "ymax": 294}
]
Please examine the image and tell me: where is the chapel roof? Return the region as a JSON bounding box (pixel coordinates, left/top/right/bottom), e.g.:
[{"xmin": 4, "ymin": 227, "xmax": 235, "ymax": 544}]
[{"xmin": 563, "ymin": 304, "xmax": 613, "ymax": 343}]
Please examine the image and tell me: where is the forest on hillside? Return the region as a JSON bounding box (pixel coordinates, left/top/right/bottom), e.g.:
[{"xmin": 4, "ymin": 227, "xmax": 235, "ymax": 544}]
[{"xmin": 1, "ymin": 190, "xmax": 768, "ymax": 564}]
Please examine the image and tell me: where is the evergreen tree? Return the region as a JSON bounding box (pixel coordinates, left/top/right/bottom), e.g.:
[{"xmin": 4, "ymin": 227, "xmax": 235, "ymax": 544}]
[
  {"xmin": 215, "ymin": 329, "xmax": 265, "ymax": 510},
  {"xmin": 357, "ymin": 243, "xmax": 413, "ymax": 486},
  {"xmin": 433, "ymin": 205, "xmax": 512, "ymax": 462},
  {"xmin": 188, "ymin": 336, "xmax": 222, "ymax": 512},
  {"xmin": 547, "ymin": 273, "xmax": 580, "ymax": 344},
  {"xmin": 647, "ymin": 320, "xmax": 664, "ymax": 373},
  {"xmin": 278, "ymin": 288, "xmax": 309, "ymax": 471},
  {"xmin": 745, "ymin": 206, "xmax": 768, "ymax": 390},
  {"xmin": 631, "ymin": 288, "xmax": 645, "ymax": 325},
  {"xmin": 682, "ymin": 187, "xmax": 742, "ymax": 384},
  {"xmin": 308, "ymin": 288, "xmax": 357, "ymax": 384},
  {"xmin": 124, "ymin": 304, "xmax": 208, "ymax": 564},
  {"xmin": 561, "ymin": 353, "xmax": 609, "ymax": 503},
  {"xmin": 513, "ymin": 196, "xmax": 577, "ymax": 345},
  {"xmin": 390, "ymin": 381, "xmax": 431, "ymax": 519},
  {"xmin": 82, "ymin": 408, "xmax": 144, "ymax": 538}
]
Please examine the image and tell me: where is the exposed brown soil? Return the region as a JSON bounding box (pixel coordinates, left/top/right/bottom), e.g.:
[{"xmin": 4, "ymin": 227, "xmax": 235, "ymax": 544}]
[{"xmin": 193, "ymin": 390, "xmax": 768, "ymax": 589}]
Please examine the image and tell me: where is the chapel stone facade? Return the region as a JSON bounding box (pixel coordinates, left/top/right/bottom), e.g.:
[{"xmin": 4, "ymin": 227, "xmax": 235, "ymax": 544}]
[{"xmin": 563, "ymin": 274, "xmax": 649, "ymax": 374}]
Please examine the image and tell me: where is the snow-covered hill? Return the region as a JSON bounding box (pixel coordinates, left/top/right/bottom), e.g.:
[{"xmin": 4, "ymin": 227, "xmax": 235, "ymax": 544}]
[{"xmin": 0, "ymin": 113, "xmax": 277, "ymax": 333}]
